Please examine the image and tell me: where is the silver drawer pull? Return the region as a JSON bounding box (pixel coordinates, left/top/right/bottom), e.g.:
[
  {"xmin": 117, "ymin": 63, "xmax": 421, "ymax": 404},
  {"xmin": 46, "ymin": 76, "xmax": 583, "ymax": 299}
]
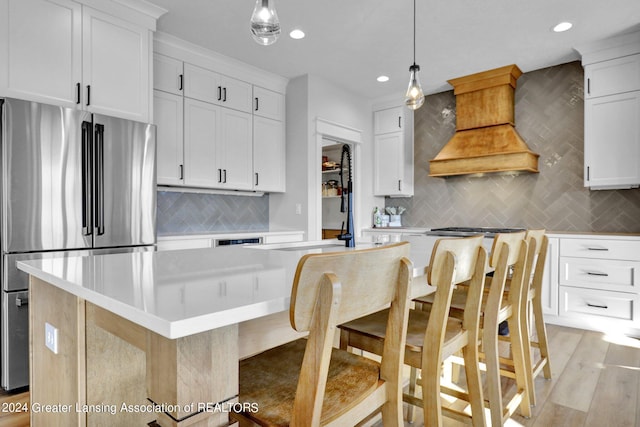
[
  {"xmin": 586, "ymin": 271, "xmax": 609, "ymax": 277},
  {"xmin": 586, "ymin": 302, "xmax": 608, "ymax": 309},
  {"xmin": 586, "ymin": 247, "xmax": 609, "ymax": 251}
]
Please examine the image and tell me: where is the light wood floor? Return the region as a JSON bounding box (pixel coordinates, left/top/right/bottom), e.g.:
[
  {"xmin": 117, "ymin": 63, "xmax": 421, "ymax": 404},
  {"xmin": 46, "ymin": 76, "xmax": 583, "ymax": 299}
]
[
  {"xmin": 2, "ymin": 323, "xmax": 640, "ymax": 426},
  {"xmin": 371, "ymin": 323, "xmax": 640, "ymax": 427}
]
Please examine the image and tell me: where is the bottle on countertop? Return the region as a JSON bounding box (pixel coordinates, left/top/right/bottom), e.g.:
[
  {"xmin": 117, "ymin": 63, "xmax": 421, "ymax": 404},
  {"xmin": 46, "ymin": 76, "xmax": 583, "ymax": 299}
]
[{"xmin": 373, "ymin": 207, "xmax": 382, "ymax": 227}]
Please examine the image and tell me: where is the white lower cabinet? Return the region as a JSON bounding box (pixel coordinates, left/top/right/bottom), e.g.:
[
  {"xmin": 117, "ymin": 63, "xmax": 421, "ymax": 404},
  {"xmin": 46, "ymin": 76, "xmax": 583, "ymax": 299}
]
[
  {"xmin": 546, "ymin": 235, "xmax": 640, "ymax": 334},
  {"xmin": 559, "ymin": 286, "xmax": 639, "ymax": 324},
  {"xmin": 541, "ymin": 237, "xmax": 559, "ymax": 316}
]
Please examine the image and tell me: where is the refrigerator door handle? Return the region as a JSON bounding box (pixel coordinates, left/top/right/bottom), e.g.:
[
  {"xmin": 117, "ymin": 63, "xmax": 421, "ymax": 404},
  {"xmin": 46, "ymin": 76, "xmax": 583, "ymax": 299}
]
[
  {"xmin": 81, "ymin": 121, "xmax": 93, "ymax": 236},
  {"xmin": 95, "ymin": 124, "xmax": 105, "ymax": 236}
]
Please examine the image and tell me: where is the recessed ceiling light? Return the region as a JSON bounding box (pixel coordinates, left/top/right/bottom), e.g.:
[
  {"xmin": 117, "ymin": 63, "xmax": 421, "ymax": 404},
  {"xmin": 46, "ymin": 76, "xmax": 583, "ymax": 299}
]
[
  {"xmin": 553, "ymin": 22, "xmax": 573, "ymax": 32},
  {"xmin": 289, "ymin": 29, "xmax": 305, "ymax": 39},
  {"xmin": 377, "ymin": 75, "xmax": 389, "ymax": 82}
]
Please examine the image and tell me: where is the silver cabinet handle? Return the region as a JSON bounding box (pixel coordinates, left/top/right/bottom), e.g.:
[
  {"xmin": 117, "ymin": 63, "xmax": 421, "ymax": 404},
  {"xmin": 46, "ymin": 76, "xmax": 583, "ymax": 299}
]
[{"xmin": 586, "ymin": 246, "xmax": 608, "ymax": 251}]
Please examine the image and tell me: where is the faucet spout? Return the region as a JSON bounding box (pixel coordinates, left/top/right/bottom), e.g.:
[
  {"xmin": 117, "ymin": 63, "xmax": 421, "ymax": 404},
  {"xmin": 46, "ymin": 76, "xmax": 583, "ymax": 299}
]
[{"xmin": 337, "ymin": 144, "xmax": 355, "ymax": 248}]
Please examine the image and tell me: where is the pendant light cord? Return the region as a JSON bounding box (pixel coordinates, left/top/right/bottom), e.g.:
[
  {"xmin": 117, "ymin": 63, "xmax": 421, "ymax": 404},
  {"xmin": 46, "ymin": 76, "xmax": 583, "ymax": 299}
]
[{"xmin": 413, "ymin": 0, "xmax": 416, "ymax": 66}]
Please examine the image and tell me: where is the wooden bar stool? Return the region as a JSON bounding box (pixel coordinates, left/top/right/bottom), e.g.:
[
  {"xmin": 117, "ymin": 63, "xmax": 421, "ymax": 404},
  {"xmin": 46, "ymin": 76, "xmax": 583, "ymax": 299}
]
[
  {"xmin": 339, "ymin": 235, "xmax": 488, "ymax": 427},
  {"xmin": 504, "ymin": 230, "xmax": 552, "ymax": 406},
  {"xmin": 232, "ymin": 242, "xmax": 413, "ymax": 427},
  {"xmin": 414, "ymin": 231, "xmax": 531, "ymax": 427}
]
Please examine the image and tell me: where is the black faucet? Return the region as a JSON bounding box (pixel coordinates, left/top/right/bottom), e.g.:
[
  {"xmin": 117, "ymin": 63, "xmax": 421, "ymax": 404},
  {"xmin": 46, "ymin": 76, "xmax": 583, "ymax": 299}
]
[{"xmin": 337, "ymin": 144, "xmax": 355, "ymax": 248}]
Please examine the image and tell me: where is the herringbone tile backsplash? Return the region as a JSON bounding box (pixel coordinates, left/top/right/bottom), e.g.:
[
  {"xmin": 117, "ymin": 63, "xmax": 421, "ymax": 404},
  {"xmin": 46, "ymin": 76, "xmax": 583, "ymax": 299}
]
[
  {"xmin": 388, "ymin": 61, "xmax": 640, "ymax": 233},
  {"xmin": 157, "ymin": 191, "xmax": 269, "ymax": 235}
]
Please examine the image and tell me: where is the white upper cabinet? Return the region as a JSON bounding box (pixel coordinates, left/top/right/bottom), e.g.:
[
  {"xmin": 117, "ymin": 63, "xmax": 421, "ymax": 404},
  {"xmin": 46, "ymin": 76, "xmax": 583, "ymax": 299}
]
[
  {"xmin": 374, "ymin": 106, "xmax": 404, "ymax": 134},
  {"xmin": 253, "ymin": 86, "xmax": 284, "ymax": 121},
  {"xmin": 218, "ymin": 108, "xmax": 253, "ymax": 190},
  {"xmin": 373, "ymin": 106, "xmax": 413, "ymax": 197},
  {"xmin": 81, "ymin": 6, "xmax": 150, "ymax": 122},
  {"xmin": 585, "ymin": 54, "xmax": 640, "ymax": 99},
  {"xmin": 154, "ymin": 90, "xmax": 184, "ymax": 186},
  {"xmin": 584, "ymin": 91, "xmax": 640, "ymax": 189},
  {"xmin": 580, "ymin": 32, "xmax": 640, "ymax": 190},
  {"xmin": 183, "ymin": 63, "xmax": 252, "ymax": 113},
  {"xmin": 183, "ymin": 98, "xmax": 253, "ymax": 191},
  {"xmin": 153, "ymin": 33, "xmax": 288, "ymax": 193},
  {"xmin": 183, "ymin": 98, "xmax": 220, "ymax": 188},
  {"xmin": 154, "ymin": 53, "xmax": 183, "ymax": 95},
  {"xmin": 374, "ymin": 132, "xmax": 405, "ymax": 196},
  {"xmin": 0, "ymin": 0, "xmax": 159, "ymax": 123},
  {"xmin": 0, "ymin": 0, "xmax": 82, "ymax": 106},
  {"xmin": 253, "ymin": 116, "xmax": 285, "ymax": 192}
]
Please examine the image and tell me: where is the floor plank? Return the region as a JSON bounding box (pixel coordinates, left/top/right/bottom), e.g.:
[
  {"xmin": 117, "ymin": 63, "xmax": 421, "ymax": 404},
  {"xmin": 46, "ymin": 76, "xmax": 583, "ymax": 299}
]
[
  {"xmin": 3, "ymin": 324, "xmax": 640, "ymax": 427},
  {"xmin": 548, "ymin": 330, "xmax": 610, "ymax": 412},
  {"xmin": 370, "ymin": 324, "xmax": 640, "ymax": 427}
]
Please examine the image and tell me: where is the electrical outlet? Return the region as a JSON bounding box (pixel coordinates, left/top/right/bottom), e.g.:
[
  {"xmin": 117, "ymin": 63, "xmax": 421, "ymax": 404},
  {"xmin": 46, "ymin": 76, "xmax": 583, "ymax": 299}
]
[
  {"xmin": 45, "ymin": 322, "xmax": 58, "ymax": 354},
  {"xmin": 295, "ymin": 203, "xmax": 302, "ymax": 215}
]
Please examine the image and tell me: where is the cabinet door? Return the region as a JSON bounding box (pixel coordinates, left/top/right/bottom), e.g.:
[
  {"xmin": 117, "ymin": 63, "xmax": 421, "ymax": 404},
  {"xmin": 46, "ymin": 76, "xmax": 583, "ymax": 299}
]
[
  {"xmin": 584, "ymin": 91, "xmax": 640, "ymax": 189},
  {"xmin": 0, "ymin": 0, "xmax": 82, "ymax": 106},
  {"xmin": 253, "ymin": 116, "xmax": 285, "ymax": 192},
  {"xmin": 184, "ymin": 63, "xmax": 221, "ymax": 103},
  {"xmin": 82, "ymin": 6, "xmax": 150, "ymax": 122},
  {"xmin": 219, "ymin": 108, "xmax": 253, "ymax": 190},
  {"xmin": 253, "ymin": 86, "xmax": 284, "ymax": 121},
  {"xmin": 219, "ymin": 75, "xmax": 252, "ymax": 113},
  {"xmin": 374, "ymin": 132, "xmax": 404, "ymax": 196},
  {"xmin": 153, "ymin": 53, "xmax": 183, "ymax": 95},
  {"xmin": 184, "ymin": 98, "xmax": 220, "ymax": 188},
  {"xmin": 374, "ymin": 106, "xmax": 404, "ymax": 134},
  {"xmin": 585, "ymin": 54, "xmax": 640, "ymax": 99},
  {"xmin": 154, "ymin": 90, "xmax": 184, "ymax": 186},
  {"xmin": 184, "ymin": 63, "xmax": 252, "ymax": 113}
]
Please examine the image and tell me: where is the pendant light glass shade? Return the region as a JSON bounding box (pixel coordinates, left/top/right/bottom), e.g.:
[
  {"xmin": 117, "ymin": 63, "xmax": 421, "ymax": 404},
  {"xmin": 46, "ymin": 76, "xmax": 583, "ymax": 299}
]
[
  {"xmin": 405, "ymin": 0, "xmax": 425, "ymax": 110},
  {"xmin": 250, "ymin": 0, "xmax": 281, "ymax": 46},
  {"xmin": 405, "ymin": 64, "xmax": 425, "ymax": 110}
]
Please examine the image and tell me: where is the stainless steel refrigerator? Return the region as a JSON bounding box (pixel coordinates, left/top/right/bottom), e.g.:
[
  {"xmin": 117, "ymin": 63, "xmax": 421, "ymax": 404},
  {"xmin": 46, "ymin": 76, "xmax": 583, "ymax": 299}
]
[{"xmin": 0, "ymin": 98, "xmax": 156, "ymax": 390}]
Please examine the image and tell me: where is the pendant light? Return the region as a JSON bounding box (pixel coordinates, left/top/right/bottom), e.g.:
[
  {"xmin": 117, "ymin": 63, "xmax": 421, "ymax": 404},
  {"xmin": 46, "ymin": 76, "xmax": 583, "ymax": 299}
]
[
  {"xmin": 250, "ymin": 0, "xmax": 281, "ymax": 46},
  {"xmin": 405, "ymin": 0, "xmax": 425, "ymax": 109}
]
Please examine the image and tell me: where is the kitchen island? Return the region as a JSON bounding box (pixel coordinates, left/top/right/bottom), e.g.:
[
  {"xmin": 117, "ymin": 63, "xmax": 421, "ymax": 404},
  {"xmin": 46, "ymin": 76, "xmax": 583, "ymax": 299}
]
[{"xmin": 18, "ymin": 236, "xmax": 436, "ymax": 426}]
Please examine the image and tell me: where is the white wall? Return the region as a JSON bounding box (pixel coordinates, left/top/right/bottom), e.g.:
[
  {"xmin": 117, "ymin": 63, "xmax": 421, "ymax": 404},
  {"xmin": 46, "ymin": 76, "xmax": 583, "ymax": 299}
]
[
  {"xmin": 269, "ymin": 75, "xmax": 310, "ymax": 234},
  {"xmin": 270, "ymin": 73, "xmax": 384, "ymax": 240}
]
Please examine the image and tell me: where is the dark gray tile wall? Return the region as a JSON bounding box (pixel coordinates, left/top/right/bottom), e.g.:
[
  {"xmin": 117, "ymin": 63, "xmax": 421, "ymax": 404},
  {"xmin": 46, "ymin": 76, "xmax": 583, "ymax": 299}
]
[
  {"xmin": 157, "ymin": 191, "xmax": 269, "ymax": 236},
  {"xmin": 388, "ymin": 61, "xmax": 640, "ymax": 233}
]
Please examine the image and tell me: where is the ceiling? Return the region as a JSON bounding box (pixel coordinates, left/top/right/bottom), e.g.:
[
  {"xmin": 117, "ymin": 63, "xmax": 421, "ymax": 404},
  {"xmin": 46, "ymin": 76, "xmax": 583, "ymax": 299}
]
[{"xmin": 146, "ymin": 0, "xmax": 640, "ymax": 101}]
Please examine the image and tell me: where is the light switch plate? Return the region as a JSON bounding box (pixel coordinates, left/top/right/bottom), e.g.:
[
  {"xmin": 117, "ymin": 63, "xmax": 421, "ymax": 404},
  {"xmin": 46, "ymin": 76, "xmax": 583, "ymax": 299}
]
[{"xmin": 45, "ymin": 322, "xmax": 58, "ymax": 354}]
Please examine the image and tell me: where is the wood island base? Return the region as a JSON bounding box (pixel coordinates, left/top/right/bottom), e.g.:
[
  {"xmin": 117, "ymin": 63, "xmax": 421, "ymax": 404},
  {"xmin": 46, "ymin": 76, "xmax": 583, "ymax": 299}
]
[{"xmin": 29, "ymin": 276, "xmax": 240, "ymax": 427}]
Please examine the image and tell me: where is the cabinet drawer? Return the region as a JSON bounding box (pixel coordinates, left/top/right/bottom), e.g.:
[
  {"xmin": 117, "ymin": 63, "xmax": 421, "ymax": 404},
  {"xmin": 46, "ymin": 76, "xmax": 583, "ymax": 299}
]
[
  {"xmin": 559, "ymin": 286, "xmax": 639, "ymax": 323},
  {"xmin": 560, "ymin": 238, "xmax": 640, "ymax": 261},
  {"xmin": 559, "ymin": 257, "xmax": 640, "ymax": 292}
]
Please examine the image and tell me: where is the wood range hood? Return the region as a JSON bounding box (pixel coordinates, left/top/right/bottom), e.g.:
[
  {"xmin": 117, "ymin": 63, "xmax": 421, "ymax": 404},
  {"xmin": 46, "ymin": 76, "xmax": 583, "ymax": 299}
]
[{"xmin": 429, "ymin": 64, "xmax": 539, "ymax": 177}]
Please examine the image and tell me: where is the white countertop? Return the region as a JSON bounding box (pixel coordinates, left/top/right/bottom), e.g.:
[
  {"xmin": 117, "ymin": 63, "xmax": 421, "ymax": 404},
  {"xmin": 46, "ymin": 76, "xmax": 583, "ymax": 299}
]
[{"xmin": 18, "ymin": 236, "xmax": 436, "ymax": 340}]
